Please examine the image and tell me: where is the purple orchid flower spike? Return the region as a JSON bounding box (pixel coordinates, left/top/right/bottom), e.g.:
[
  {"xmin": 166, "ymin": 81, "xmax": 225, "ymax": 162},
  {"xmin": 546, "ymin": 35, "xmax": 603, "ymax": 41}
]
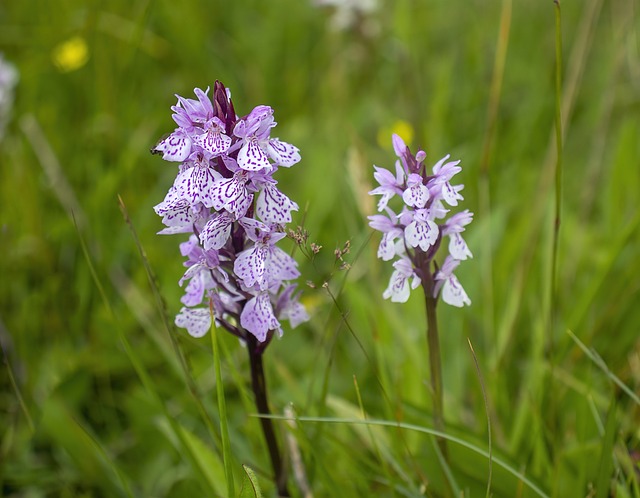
[
  {"xmin": 369, "ymin": 131, "xmax": 473, "ymax": 459},
  {"xmin": 151, "ymin": 81, "xmax": 308, "ymax": 496},
  {"xmin": 369, "ymin": 133, "xmax": 472, "ymax": 307},
  {"xmin": 151, "ymin": 80, "xmax": 308, "ymax": 344}
]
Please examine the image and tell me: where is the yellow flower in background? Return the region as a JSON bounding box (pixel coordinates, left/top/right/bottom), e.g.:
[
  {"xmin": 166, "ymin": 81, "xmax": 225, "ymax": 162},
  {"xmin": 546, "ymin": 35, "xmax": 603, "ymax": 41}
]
[
  {"xmin": 52, "ymin": 36, "xmax": 89, "ymax": 73},
  {"xmin": 377, "ymin": 120, "xmax": 414, "ymax": 149}
]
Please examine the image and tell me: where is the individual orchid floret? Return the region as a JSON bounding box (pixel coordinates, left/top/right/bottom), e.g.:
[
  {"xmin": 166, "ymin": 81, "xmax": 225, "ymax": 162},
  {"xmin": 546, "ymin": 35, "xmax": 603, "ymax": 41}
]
[
  {"xmin": 368, "ymin": 208, "xmax": 403, "ymax": 261},
  {"xmin": 434, "ymin": 256, "xmax": 471, "ymax": 307},
  {"xmin": 199, "ymin": 211, "xmax": 235, "ymax": 250},
  {"xmin": 234, "ymin": 222, "xmax": 300, "ymax": 291},
  {"xmin": 210, "ymin": 170, "xmax": 254, "ymax": 219},
  {"xmin": 175, "ymin": 307, "xmax": 212, "ymax": 338},
  {"xmin": 233, "ymin": 105, "xmax": 301, "ymax": 171},
  {"xmin": 404, "ymin": 208, "xmax": 439, "ymax": 252},
  {"xmin": 154, "ymin": 187, "xmax": 204, "ymax": 234},
  {"xmin": 174, "ymin": 152, "xmax": 223, "ymax": 207},
  {"xmin": 275, "ymin": 285, "xmax": 310, "ymax": 329},
  {"xmin": 194, "ymin": 116, "xmax": 232, "ymax": 156},
  {"xmin": 240, "ymin": 291, "xmax": 281, "ymax": 342},
  {"xmin": 369, "ymin": 164, "xmax": 404, "ymax": 211},
  {"xmin": 402, "ymin": 173, "xmax": 430, "ymax": 208},
  {"xmin": 369, "ymin": 133, "xmax": 472, "ymax": 307},
  {"xmin": 256, "ymin": 181, "xmax": 299, "ymax": 224},
  {"xmin": 429, "ymin": 155, "xmax": 465, "ymax": 206},
  {"xmin": 152, "ymin": 81, "xmax": 308, "ymax": 344},
  {"xmin": 154, "ymin": 128, "xmax": 192, "ymax": 162},
  {"xmin": 382, "ymin": 256, "xmax": 421, "ymax": 303},
  {"xmin": 172, "ymin": 87, "xmax": 214, "ymax": 129},
  {"xmin": 443, "ymin": 210, "xmax": 473, "ymax": 260}
]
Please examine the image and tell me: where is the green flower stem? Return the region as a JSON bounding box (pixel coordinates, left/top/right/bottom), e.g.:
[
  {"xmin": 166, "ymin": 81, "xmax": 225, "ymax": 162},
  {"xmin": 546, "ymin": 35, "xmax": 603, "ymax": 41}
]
[
  {"xmin": 246, "ymin": 334, "xmax": 290, "ymax": 497},
  {"xmin": 422, "ymin": 275, "xmax": 449, "ymax": 460}
]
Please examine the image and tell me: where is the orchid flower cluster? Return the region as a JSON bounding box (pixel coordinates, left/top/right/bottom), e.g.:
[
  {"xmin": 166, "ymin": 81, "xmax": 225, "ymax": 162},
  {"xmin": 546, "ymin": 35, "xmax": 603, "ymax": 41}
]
[
  {"xmin": 368, "ymin": 134, "xmax": 473, "ymax": 307},
  {"xmin": 152, "ymin": 81, "xmax": 308, "ymax": 345}
]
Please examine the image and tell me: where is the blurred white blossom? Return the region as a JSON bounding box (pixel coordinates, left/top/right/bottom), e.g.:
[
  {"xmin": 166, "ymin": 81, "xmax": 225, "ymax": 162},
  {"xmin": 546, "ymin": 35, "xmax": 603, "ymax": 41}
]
[
  {"xmin": 314, "ymin": 0, "xmax": 378, "ymax": 32},
  {"xmin": 0, "ymin": 53, "xmax": 18, "ymax": 139}
]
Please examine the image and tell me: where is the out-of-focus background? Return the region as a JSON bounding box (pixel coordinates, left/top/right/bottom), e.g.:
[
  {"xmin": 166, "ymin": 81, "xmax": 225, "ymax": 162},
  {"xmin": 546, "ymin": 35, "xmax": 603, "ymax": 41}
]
[{"xmin": 1, "ymin": 0, "xmax": 639, "ymax": 496}]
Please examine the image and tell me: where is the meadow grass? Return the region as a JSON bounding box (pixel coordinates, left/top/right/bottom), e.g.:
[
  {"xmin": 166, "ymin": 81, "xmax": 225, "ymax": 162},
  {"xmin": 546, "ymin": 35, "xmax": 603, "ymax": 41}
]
[{"xmin": 1, "ymin": 0, "xmax": 639, "ymax": 496}]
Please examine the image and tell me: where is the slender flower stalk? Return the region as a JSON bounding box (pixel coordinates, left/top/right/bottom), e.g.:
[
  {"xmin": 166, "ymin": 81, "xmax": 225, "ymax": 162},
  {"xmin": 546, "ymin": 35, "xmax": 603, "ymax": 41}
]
[
  {"xmin": 369, "ymin": 134, "xmax": 473, "ymax": 457},
  {"xmin": 152, "ymin": 82, "xmax": 309, "ymax": 496}
]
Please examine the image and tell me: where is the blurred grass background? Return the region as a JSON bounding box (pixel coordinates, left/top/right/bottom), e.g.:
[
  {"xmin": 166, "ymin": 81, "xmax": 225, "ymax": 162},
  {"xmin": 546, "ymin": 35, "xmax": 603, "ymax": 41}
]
[{"xmin": 1, "ymin": 0, "xmax": 639, "ymax": 496}]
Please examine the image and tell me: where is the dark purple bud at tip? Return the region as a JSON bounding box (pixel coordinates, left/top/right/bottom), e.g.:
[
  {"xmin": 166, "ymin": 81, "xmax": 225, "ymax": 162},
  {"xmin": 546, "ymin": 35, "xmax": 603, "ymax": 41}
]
[{"xmin": 213, "ymin": 80, "xmax": 236, "ymax": 136}]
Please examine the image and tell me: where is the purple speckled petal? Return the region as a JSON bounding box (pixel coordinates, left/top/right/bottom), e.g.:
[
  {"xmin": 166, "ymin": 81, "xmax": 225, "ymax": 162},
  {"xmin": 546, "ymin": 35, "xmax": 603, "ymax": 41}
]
[
  {"xmin": 175, "ymin": 307, "xmax": 211, "ymax": 337},
  {"xmin": 442, "ymin": 275, "xmax": 471, "ymax": 307},
  {"xmin": 240, "ymin": 292, "xmax": 280, "ymax": 342},
  {"xmin": 210, "ymin": 177, "xmax": 238, "ymax": 211},
  {"xmin": 174, "ymin": 164, "xmax": 222, "ymax": 207},
  {"xmin": 267, "ymin": 139, "xmax": 301, "ymax": 167},
  {"xmin": 404, "ymin": 219, "xmax": 439, "ymax": 251},
  {"xmin": 275, "ymin": 285, "xmax": 309, "ymax": 329},
  {"xmin": 200, "ymin": 212, "xmax": 234, "ymax": 250},
  {"xmin": 238, "ymin": 138, "xmax": 271, "ymax": 171},
  {"xmin": 402, "ymin": 178, "xmax": 429, "ymax": 208},
  {"xmin": 441, "ymin": 182, "xmax": 463, "ymax": 206},
  {"xmin": 234, "ymin": 244, "xmax": 269, "ymax": 288},
  {"xmin": 378, "ymin": 232, "xmax": 399, "ymax": 261},
  {"xmin": 154, "ymin": 188, "xmax": 199, "ymax": 230},
  {"xmin": 267, "ymin": 246, "xmax": 300, "ymax": 284},
  {"xmin": 449, "ymin": 233, "xmax": 473, "ymax": 260},
  {"xmin": 239, "ymin": 217, "xmax": 270, "ymax": 242},
  {"xmin": 155, "ymin": 129, "xmax": 192, "ymax": 162},
  {"xmin": 181, "ymin": 273, "xmax": 206, "ymax": 307},
  {"xmin": 383, "ymin": 270, "xmax": 410, "ymax": 303},
  {"xmin": 210, "ymin": 172, "xmax": 250, "ymax": 213},
  {"xmin": 194, "ymin": 118, "xmax": 232, "ymax": 156},
  {"xmin": 256, "ymin": 184, "xmax": 298, "ymax": 223},
  {"xmin": 283, "ymin": 300, "xmax": 308, "ymax": 328},
  {"xmin": 228, "ymin": 189, "xmax": 253, "ymax": 219}
]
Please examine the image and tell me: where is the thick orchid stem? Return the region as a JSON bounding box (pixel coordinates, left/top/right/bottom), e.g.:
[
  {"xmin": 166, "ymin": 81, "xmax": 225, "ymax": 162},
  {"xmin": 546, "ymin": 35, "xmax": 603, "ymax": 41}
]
[
  {"xmin": 246, "ymin": 334, "xmax": 290, "ymax": 497},
  {"xmin": 422, "ymin": 278, "xmax": 449, "ymax": 459}
]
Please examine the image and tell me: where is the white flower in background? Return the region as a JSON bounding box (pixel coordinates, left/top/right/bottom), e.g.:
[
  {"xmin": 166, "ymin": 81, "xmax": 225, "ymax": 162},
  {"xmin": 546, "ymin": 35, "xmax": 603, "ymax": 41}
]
[
  {"xmin": 0, "ymin": 53, "xmax": 18, "ymax": 140},
  {"xmin": 314, "ymin": 0, "xmax": 378, "ymax": 31}
]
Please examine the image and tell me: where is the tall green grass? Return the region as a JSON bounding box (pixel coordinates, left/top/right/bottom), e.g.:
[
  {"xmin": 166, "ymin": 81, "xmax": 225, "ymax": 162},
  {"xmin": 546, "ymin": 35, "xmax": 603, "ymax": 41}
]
[{"xmin": 1, "ymin": 0, "xmax": 639, "ymax": 496}]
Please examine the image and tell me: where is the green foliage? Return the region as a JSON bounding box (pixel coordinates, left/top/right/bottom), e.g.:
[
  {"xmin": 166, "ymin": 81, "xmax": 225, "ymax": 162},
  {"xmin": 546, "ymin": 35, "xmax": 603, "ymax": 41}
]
[{"xmin": 1, "ymin": 0, "xmax": 639, "ymax": 496}]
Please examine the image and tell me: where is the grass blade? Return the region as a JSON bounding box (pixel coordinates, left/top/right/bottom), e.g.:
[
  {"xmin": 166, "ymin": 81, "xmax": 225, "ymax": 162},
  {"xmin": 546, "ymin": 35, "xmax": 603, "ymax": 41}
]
[{"xmin": 210, "ymin": 304, "xmax": 235, "ymax": 497}]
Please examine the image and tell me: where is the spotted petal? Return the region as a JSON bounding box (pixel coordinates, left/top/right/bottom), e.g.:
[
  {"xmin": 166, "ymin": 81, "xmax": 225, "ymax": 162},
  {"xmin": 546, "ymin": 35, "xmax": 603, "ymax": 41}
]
[
  {"xmin": 175, "ymin": 307, "xmax": 211, "ymax": 338},
  {"xmin": 240, "ymin": 292, "xmax": 280, "ymax": 342},
  {"xmin": 181, "ymin": 270, "xmax": 215, "ymax": 307},
  {"xmin": 441, "ymin": 182, "xmax": 464, "ymax": 206},
  {"xmin": 154, "ymin": 129, "xmax": 192, "ymax": 162},
  {"xmin": 175, "ymin": 165, "xmax": 221, "ymax": 207},
  {"xmin": 256, "ymin": 184, "xmax": 298, "ymax": 223},
  {"xmin": 442, "ymin": 275, "xmax": 471, "ymax": 307},
  {"xmin": 267, "ymin": 139, "xmax": 301, "ymax": 167},
  {"xmin": 234, "ymin": 244, "xmax": 269, "ymax": 288},
  {"xmin": 238, "ymin": 137, "xmax": 271, "ymax": 171},
  {"xmin": 195, "ymin": 129, "xmax": 231, "ymax": 156},
  {"xmin": 210, "ymin": 173, "xmax": 250, "ymax": 215},
  {"xmin": 404, "ymin": 219, "xmax": 439, "ymax": 251},
  {"xmin": 402, "ymin": 176, "xmax": 429, "ymax": 208},
  {"xmin": 267, "ymin": 246, "xmax": 300, "ymax": 285},
  {"xmin": 378, "ymin": 232, "xmax": 399, "ymax": 261},
  {"xmin": 449, "ymin": 233, "xmax": 473, "ymax": 260},
  {"xmin": 200, "ymin": 212, "xmax": 234, "ymax": 250},
  {"xmin": 154, "ymin": 188, "xmax": 199, "ymax": 232}
]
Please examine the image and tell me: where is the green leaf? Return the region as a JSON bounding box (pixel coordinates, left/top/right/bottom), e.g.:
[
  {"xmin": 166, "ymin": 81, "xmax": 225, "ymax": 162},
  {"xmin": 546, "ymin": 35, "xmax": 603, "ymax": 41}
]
[{"xmin": 239, "ymin": 464, "xmax": 263, "ymax": 498}]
